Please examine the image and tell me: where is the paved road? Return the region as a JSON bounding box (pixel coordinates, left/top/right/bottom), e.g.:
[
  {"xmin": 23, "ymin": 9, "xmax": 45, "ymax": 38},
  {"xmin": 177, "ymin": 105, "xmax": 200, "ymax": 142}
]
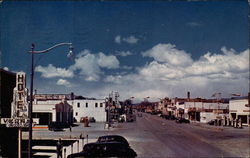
[
  {"xmin": 23, "ymin": 112, "xmax": 250, "ymax": 157},
  {"xmin": 107, "ymin": 113, "xmax": 249, "ymax": 158}
]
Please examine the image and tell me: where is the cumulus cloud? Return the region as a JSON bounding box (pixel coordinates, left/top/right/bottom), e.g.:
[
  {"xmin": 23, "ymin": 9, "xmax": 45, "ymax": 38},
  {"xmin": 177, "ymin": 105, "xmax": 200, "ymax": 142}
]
[
  {"xmin": 114, "ymin": 35, "xmax": 139, "ymax": 44},
  {"xmin": 142, "ymin": 43, "xmax": 193, "ymax": 66},
  {"xmin": 186, "ymin": 47, "xmax": 249, "ymax": 76},
  {"xmin": 122, "ymin": 65, "xmax": 133, "ymax": 70},
  {"xmin": 116, "ymin": 51, "xmax": 132, "ymax": 57},
  {"xmin": 101, "ymin": 44, "xmax": 249, "ymax": 100},
  {"xmin": 36, "ymin": 49, "xmax": 120, "ymax": 82},
  {"xmin": 123, "ymin": 36, "xmax": 139, "ymax": 44},
  {"xmin": 97, "ymin": 52, "xmax": 119, "ymax": 69},
  {"xmin": 69, "ymin": 50, "xmax": 120, "ymax": 81},
  {"xmin": 56, "ymin": 79, "xmax": 71, "ymax": 87},
  {"xmin": 35, "ymin": 43, "xmax": 249, "ymax": 101},
  {"xmin": 3, "ymin": 67, "xmax": 9, "ymax": 71},
  {"xmin": 139, "ymin": 61, "xmax": 185, "ymax": 80},
  {"xmin": 104, "ymin": 75, "xmax": 123, "ymax": 84},
  {"xmin": 114, "ymin": 35, "xmax": 121, "ymax": 44},
  {"xmin": 35, "ymin": 64, "xmax": 74, "ymax": 78}
]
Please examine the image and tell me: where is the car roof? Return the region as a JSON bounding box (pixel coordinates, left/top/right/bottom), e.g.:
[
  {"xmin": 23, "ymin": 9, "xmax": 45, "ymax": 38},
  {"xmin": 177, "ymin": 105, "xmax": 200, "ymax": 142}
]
[
  {"xmin": 85, "ymin": 141, "xmax": 128, "ymax": 147},
  {"xmin": 98, "ymin": 135, "xmax": 125, "ymax": 138}
]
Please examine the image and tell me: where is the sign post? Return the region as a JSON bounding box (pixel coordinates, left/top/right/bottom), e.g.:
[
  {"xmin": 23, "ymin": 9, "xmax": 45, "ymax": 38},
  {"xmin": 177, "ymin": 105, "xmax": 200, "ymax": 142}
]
[
  {"xmin": 0, "ymin": 72, "xmax": 38, "ymax": 158},
  {"xmin": 18, "ymin": 128, "xmax": 22, "ymax": 158}
]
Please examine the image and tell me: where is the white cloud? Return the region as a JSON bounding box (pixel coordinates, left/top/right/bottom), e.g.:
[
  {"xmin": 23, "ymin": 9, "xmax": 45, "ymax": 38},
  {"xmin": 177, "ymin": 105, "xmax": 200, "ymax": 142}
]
[
  {"xmin": 139, "ymin": 61, "xmax": 185, "ymax": 80},
  {"xmin": 99, "ymin": 44, "xmax": 249, "ymax": 100},
  {"xmin": 114, "ymin": 35, "xmax": 121, "ymax": 44},
  {"xmin": 3, "ymin": 67, "xmax": 9, "ymax": 71},
  {"xmin": 186, "ymin": 22, "xmax": 201, "ymax": 27},
  {"xmin": 35, "ymin": 44, "xmax": 249, "ymax": 101},
  {"xmin": 114, "ymin": 35, "xmax": 139, "ymax": 44},
  {"xmin": 70, "ymin": 51, "xmax": 101, "ymax": 81},
  {"xmin": 142, "ymin": 43, "xmax": 193, "ymax": 66},
  {"xmin": 116, "ymin": 51, "xmax": 132, "ymax": 57},
  {"xmin": 104, "ymin": 75, "xmax": 123, "ymax": 84},
  {"xmin": 97, "ymin": 52, "xmax": 119, "ymax": 69},
  {"xmin": 186, "ymin": 47, "xmax": 249, "ymax": 76},
  {"xmin": 122, "ymin": 65, "xmax": 133, "ymax": 70},
  {"xmin": 69, "ymin": 49, "xmax": 120, "ymax": 81},
  {"xmin": 36, "ymin": 49, "xmax": 120, "ymax": 82},
  {"xmin": 35, "ymin": 64, "xmax": 74, "ymax": 78},
  {"xmin": 122, "ymin": 36, "xmax": 139, "ymax": 44},
  {"xmin": 56, "ymin": 79, "xmax": 71, "ymax": 87}
]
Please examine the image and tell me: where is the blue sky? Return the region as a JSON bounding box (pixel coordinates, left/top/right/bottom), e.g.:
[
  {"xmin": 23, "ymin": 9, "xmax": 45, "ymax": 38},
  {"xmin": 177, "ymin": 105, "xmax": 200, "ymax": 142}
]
[{"xmin": 1, "ymin": 1, "xmax": 249, "ymax": 100}]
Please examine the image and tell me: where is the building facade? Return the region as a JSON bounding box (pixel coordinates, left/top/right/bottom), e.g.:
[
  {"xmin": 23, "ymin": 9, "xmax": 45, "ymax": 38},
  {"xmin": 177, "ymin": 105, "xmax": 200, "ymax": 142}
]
[
  {"xmin": 171, "ymin": 95, "xmax": 229, "ymax": 123},
  {"xmin": 229, "ymin": 96, "xmax": 250, "ymax": 126},
  {"xmin": 33, "ymin": 99, "xmax": 73, "ymax": 125},
  {"xmin": 0, "ymin": 69, "xmax": 18, "ymax": 158},
  {"xmin": 73, "ymin": 99, "xmax": 106, "ymax": 122},
  {"xmin": 33, "ymin": 94, "xmax": 107, "ymax": 123}
]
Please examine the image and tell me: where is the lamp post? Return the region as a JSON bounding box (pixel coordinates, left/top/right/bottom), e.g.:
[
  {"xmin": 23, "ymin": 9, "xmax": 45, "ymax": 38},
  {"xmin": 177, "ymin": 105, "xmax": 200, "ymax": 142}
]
[{"xmin": 28, "ymin": 43, "xmax": 73, "ymax": 158}]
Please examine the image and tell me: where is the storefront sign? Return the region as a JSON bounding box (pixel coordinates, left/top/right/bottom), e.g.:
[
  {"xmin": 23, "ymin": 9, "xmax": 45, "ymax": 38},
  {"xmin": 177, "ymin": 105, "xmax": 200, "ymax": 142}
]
[
  {"xmin": 1, "ymin": 118, "xmax": 39, "ymax": 127},
  {"xmin": 11, "ymin": 72, "xmax": 29, "ymax": 118},
  {"xmin": 0, "ymin": 72, "xmax": 36, "ymax": 128}
]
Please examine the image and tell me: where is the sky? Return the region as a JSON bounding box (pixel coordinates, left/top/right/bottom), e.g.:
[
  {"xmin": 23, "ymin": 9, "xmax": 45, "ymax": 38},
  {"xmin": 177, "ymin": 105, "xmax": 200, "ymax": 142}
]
[{"xmin": 0, "ymin": 0, "xmax": 249, "ymax": 101}]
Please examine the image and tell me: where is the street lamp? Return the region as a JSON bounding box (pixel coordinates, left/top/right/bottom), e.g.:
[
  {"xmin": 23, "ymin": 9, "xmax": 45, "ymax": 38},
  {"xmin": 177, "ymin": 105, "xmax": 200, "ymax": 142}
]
[{"xmin": 27, "ymin": 43, "xmax": 73, "ymax": 158}]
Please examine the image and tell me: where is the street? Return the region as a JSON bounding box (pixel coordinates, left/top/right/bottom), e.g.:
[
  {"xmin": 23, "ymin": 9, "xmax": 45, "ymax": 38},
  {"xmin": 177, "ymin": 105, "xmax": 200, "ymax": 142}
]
[{"xmin": 23, "ymin": 112, "xmax": 250, "ymax": 157}]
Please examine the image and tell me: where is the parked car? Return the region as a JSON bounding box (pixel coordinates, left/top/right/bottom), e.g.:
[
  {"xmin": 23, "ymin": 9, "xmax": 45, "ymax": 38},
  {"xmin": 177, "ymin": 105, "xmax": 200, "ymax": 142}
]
[
  {"xmin": 48, "ymin": 121, "xmax": 70, "ymax": 131},
  {"xmin": 165, "ymin": 115, "xmax": 176, "ymax": 120},
  {"xmin": 176, "ymin": 118, "xmax": 190, "ymax": 123},
  {"xmin": 88, "ymin": 117, "xmax": 96, "ymax": 123},
  {"xmin": 67, "ymin": 142, "xmax": 137, "ymax": 158},
  {"xmin": 97, "ymin": 135, "xmax": 129, "ymax": 147},
  {"xmin": 207, "ymin": 119, "xmax": 216, "ymax": 125}
]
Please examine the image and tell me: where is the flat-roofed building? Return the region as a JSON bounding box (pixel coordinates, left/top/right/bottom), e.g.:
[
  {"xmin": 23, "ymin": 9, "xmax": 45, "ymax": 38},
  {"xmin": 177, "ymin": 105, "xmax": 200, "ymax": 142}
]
[
  {"xmin": 73, "ymin": 99, "xmax": 106, "ymax": 122},
  {"xmin": 33, "ymin": 94, "xmax": 107, "ymax": 123},
  {"xmin": 229, "ymin": 95, "xmax": 250, "ymax": 126},
  {"xmin": 33, "ymin": 98, "xmax": 73, "ymax": 125}
]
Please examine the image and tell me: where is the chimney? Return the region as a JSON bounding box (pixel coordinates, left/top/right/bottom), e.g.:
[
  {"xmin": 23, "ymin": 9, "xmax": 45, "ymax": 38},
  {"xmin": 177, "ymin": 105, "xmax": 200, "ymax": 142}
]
[{"xmin": 187, "ymin": 91, "xmax": 190, "ymax": 100}]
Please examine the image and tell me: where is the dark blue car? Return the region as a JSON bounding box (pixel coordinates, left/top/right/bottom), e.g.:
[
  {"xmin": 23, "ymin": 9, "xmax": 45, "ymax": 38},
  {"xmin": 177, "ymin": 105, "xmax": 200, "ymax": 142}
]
[{"xmin": 67, "ymin": 142, "xmax": 137, "ymax": 158}]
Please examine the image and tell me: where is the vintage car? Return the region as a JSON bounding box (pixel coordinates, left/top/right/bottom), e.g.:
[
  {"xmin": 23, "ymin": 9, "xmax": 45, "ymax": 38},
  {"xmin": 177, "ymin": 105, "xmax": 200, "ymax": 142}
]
[
  {"xmin": 96, "ymin": 135, "xmax": 129, "ymax": 146},
  {"xmin": 67, "ymin": 142, "xmax": 137, "ymax": 158},
  {"xmin": 175, "ymin": 118, "xmax": 190, "ymax": 124}
]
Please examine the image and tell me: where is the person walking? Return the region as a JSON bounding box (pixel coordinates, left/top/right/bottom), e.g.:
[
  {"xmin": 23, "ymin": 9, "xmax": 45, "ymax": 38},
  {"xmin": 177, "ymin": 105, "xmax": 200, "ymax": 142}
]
[{"xmin": 57, "ymin": 138, "xmax": 63, "ymax": 158}]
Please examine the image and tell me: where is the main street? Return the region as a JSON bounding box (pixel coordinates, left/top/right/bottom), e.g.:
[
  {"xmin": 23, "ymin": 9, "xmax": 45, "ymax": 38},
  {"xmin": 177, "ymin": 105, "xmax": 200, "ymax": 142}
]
[
  {"xmin": 23, "ymin": 112, "xmax": 250, "ymax": 157},
  {"xmin": 111, "ymin": 113, "xmax": 250, "ymax": 157}
]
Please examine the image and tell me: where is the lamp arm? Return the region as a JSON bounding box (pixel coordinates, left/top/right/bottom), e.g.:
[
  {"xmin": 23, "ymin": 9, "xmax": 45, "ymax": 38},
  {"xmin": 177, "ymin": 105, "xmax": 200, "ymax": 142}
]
[{"xmin": 28, "ymin": 43, "xmax": 72, "ymax": 54}]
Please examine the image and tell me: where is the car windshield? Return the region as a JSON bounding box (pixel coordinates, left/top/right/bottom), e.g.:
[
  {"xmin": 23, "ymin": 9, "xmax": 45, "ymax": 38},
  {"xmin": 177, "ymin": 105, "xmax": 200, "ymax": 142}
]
[{"xmin": 97, "ymin": 136, "xmax": 128, "ymax": 145}]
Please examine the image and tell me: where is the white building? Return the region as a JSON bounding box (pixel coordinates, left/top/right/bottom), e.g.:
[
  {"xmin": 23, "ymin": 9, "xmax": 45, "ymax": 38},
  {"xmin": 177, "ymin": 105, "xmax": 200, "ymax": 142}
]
[
  {"xmin": 33, "ymin": 94, "xmax": 107, "ymax": 124},
  {"xmin": 229, "ymin": 96, "xmax": 250, "ymax": 126},
  {"xmin": 72, "ymin": 99, "xmax": 106, "ymax": 122},
  {"xmin": 171, "ymin": 96, "xmax": 229, "ymax": 122},
  {"xmin": 33, "ymin": 99, "xmax": 73, "ymax": 125}
]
